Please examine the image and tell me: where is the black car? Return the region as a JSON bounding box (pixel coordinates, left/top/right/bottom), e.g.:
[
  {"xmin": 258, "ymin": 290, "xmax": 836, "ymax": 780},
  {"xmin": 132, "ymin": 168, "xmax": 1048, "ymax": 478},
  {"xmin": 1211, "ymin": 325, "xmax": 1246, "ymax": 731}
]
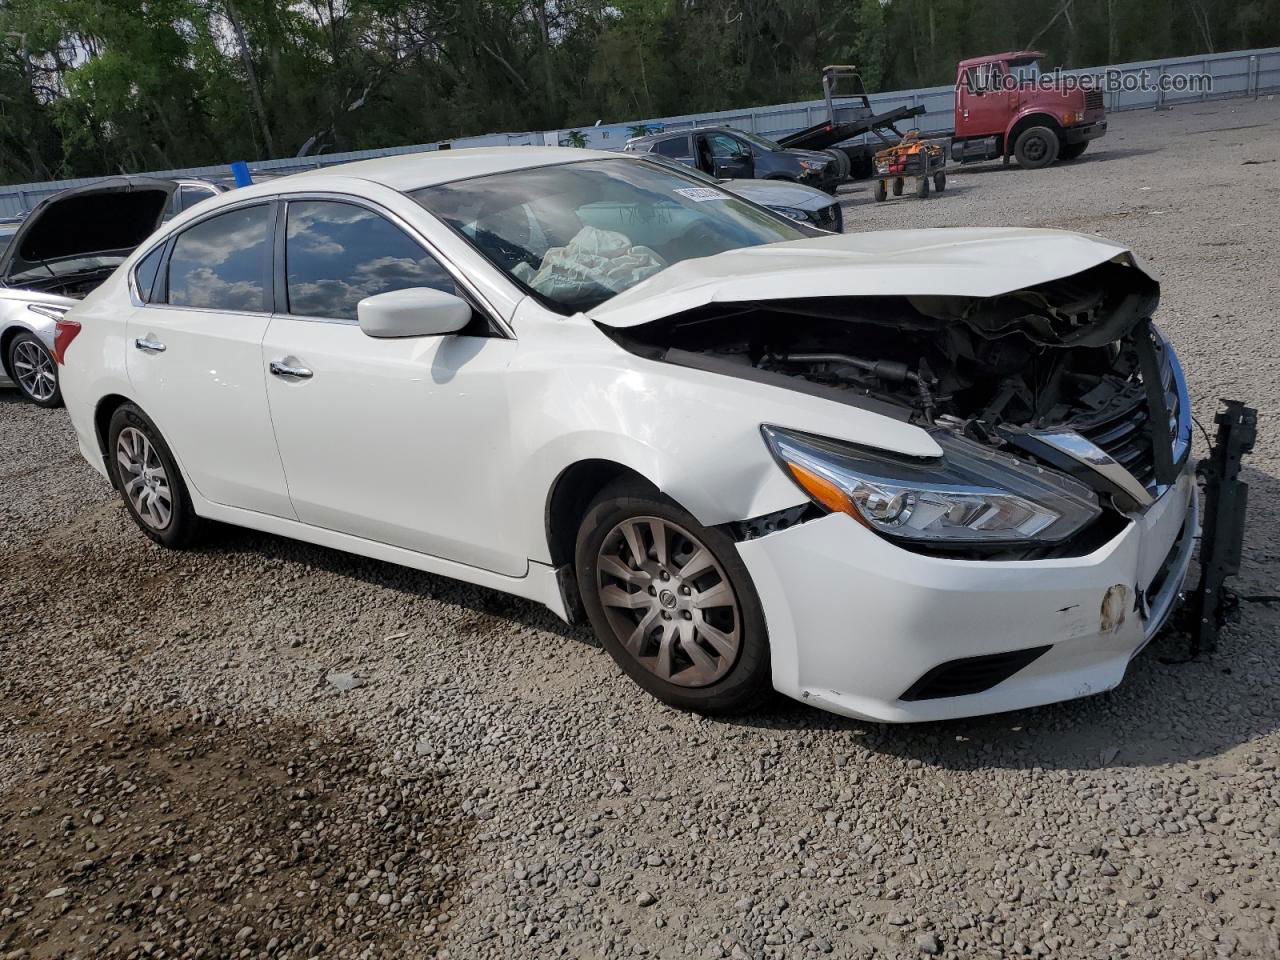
[{"xmin": 625, "ymin": 126, "xmax": 841, "ymax": 193}]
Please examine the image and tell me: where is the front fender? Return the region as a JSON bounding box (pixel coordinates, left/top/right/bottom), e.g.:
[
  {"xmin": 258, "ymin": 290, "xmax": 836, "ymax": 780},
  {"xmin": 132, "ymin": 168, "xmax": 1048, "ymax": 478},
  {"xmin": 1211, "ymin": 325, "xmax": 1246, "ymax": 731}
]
[
  {"xmin": 1003, "ymin": 109, "xmax": 1066, "ymax": 147},
  {"xmin": 509, "ymin": 306, "xmax": 939, "ymax": 564}
]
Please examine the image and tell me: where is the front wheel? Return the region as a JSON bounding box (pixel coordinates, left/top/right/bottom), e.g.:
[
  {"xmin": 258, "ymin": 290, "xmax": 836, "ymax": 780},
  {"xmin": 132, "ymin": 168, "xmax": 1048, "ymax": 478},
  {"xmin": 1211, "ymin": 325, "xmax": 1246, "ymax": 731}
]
[
  {"xmin": 575, "ymin": 479, "xmax": 772, "ymax": 715},
  {"xmin": 107, "ymin": 403, "xmax": 204, "ymax": 548},
  {"xmin": 7, "ymin": 332, "xmax": 62, "ymax": 408},
  {"xmin": 1013, "ymin": 125, "xmax": 1061, "ymax": 169}
]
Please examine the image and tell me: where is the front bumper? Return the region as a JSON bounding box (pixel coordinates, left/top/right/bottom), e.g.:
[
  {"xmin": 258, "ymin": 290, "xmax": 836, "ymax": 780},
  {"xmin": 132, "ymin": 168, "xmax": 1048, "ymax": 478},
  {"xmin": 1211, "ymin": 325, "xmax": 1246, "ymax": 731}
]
[
  {"xmin": 799, "ymin": 168, "xmax": 840, "ymax": 193},
  {"xmin": 737, "ymin": 466, "xmax": 1198, "ymax": 722},
  {"xmin": 1064, "ymin": 120, "xmax": 1108, "ymax": 144}
]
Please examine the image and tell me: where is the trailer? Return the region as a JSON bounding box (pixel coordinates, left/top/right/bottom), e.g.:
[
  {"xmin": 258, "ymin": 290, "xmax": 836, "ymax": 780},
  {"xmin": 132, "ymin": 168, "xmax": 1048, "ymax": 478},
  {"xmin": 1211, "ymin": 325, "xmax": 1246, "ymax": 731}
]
[
  {"xmin": 871, "ymin": 132, "xmax": 948, "ymax": 201},
  {"xmin": 777, "ymin": 66, "xmax": 925, "ymax": 180}
]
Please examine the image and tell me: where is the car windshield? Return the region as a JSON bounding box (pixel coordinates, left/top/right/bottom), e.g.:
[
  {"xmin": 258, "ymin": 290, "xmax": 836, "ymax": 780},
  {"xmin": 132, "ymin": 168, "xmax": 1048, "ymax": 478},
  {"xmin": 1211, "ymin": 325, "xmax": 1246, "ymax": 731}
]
[
  {"xmin": 734, "ymin": 130, "xmax": 782, "ymax": 152},
  {"xmin": 412, "ymin": 158, "xmax": 812, "ymax": 314}
]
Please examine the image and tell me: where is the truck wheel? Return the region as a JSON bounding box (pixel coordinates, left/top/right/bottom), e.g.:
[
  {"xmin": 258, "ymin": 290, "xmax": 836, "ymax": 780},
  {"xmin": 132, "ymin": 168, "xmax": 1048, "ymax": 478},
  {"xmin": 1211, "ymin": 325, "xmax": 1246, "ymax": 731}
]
[
  {"xmin": 1013, "ymin": 126, "xmax": 1060, "ymax": 169},
  {"xmin": 873, "ymin": 179, "xmax": 887, "ymax": 202},
  {"xmin": 933, "ymin": 172, "xmax": 947, "ymax": 192},
  {"xmin": 892, "ymin": 178, "xmax": 904, "ymax": 196},
  {"xmin": 1059, "ymin": 141, "xmax": 1089, "ymax": 161},
  {"xmin": 916, "ymin": 176, "xmax": 930, "ymax": 199}
]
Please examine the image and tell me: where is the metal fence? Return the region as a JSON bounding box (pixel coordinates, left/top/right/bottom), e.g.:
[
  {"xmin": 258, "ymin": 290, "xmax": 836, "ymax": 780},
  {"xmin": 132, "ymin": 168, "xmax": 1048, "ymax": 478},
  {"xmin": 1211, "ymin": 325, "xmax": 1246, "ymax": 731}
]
[{"xmin": 2, "ymin": 45, "xmax": 1278, "ymax": 218}]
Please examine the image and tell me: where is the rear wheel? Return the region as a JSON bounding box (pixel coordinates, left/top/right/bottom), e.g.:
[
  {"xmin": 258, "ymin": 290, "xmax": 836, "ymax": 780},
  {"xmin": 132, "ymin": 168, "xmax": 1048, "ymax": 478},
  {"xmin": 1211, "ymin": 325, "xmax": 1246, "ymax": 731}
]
[
  {"xmin": 892, "ymin": 177, "xmax": 904, "ymax": 196},
  {"xmin": 1013, "ymin": 125, "xmax": 1061, "ymax": 169},
  {"xmin": 873, "ymin": 179, "xmax": 888, "ymax": 202},
  {"xmin": 107, "ymin": 403, "xmax": 204, "ymax": 548},
  {"xmin": 934, "ymin": 172, "xmax": 947, "ymax": 192},
  {"xmin": 7, "ymin": 332, "xmax": 62, "ymax": 408},
  {"xmin": 1059, "ymin": 141, "xmax": 1089, "ymax": 161},
  {"xmin": 916, "ymin": 175, "xmax": 930, "ymax": 199},
  {"xmin": 575, "ymin": 479, "xmax": 771, "ymax": 714}
]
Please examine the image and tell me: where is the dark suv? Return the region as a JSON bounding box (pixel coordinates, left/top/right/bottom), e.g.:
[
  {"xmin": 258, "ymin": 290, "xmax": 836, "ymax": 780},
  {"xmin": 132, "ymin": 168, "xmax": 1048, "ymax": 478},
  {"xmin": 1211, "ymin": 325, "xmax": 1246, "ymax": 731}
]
[{"xmin": 625, "ymin": 126, "xmax": 840, "ymax": 193}]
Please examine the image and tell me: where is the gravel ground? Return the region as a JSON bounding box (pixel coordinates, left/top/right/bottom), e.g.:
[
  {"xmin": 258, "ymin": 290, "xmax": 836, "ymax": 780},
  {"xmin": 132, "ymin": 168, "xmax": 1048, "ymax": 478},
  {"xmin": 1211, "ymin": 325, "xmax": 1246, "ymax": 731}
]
[{"xmin": 2, "ymin": 98, "xmax": 1279, "ymax": 960}]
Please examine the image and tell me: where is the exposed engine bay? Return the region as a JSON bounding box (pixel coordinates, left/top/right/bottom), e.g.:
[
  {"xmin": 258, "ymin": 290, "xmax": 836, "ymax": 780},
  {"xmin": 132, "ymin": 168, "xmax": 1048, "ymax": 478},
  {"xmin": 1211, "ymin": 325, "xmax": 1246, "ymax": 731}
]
[{"xmin": 608, "ymin": 259, "xmax": 1183, "ymax": 523}]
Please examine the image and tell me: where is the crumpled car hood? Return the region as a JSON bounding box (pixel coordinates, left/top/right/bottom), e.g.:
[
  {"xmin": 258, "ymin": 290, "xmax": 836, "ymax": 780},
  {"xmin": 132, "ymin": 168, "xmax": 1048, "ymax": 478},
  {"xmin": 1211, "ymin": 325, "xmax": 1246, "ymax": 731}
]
[{"xmin": 588, "ymin": 227, "xmax": 1157, "ymax": 329}]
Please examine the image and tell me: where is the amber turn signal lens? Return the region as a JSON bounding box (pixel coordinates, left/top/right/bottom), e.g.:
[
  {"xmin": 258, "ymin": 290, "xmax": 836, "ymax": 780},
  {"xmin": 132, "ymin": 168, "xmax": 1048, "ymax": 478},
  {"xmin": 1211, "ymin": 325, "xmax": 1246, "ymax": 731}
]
[{"xmin": 785, "ymin": 462, "xmax": 871, "ymax": 528}]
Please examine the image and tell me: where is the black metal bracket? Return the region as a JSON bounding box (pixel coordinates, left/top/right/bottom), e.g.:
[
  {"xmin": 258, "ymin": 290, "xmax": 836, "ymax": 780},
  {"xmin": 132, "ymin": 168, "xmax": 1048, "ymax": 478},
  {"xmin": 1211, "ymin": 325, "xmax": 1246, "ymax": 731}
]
[{"xmin": 1186, "ymin": 399, "xmax": 1257, "ymax": 657}]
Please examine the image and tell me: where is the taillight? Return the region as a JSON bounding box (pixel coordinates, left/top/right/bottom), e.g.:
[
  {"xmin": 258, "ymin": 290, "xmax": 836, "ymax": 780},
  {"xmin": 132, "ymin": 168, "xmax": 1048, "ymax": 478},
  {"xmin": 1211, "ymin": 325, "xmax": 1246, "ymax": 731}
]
[{"xmin": 52, "ymin": 318, "xmax": 82, "ymax": 364}]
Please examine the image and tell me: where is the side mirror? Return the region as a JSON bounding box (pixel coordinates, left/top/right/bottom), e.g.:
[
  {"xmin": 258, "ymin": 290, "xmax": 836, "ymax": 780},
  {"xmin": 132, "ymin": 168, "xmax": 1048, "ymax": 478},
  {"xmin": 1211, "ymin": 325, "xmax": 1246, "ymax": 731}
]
[{"xmin": 357, "ymin": 287, "xmax": 471, "ymax": 338}]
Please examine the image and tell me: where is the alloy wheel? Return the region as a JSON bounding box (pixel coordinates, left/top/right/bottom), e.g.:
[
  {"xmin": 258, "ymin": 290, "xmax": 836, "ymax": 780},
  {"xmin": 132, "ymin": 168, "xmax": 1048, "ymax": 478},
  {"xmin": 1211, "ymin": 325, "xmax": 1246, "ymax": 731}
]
[
  {"xmin": 116, "ymin": 426, "xmax": 173, "ymax": 530},
  {"xmin": 595, "ymin": 516, "xmax": 742, "ymax": 688},
  {"xmin": 13, "ymin": 340, "xmax": 57, "ymax": 402}
]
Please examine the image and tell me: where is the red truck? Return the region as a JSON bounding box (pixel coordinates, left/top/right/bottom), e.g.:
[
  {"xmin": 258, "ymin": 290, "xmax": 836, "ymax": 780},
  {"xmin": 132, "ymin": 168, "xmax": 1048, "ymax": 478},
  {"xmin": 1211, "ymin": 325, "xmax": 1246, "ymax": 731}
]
[{"xmin": 950, "ymin": 50, "xmax": 1107, "ymax": 169}]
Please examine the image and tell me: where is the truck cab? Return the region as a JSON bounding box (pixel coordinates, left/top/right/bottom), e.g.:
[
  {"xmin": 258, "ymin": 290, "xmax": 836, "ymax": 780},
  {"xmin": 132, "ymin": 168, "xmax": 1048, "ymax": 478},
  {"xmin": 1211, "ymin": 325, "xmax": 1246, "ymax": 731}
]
[{"xmin": 952, "ymin": 51, "xmax": 1107, "ymax": 169}]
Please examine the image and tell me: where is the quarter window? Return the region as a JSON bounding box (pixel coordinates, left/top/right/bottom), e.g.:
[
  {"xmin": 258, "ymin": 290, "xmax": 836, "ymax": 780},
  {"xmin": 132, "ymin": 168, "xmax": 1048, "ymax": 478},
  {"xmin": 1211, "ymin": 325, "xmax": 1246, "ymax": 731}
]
[
  {"xmin": 166, "ymin": 204, "xmax": 272, "ymax": 312},
  {"xmin": 133, "ymin": 245, "xmax": 165, "ymax": 303},
  {"xmin": 285, "ymin": 200, "xmax": 457, "ymax": 322}
]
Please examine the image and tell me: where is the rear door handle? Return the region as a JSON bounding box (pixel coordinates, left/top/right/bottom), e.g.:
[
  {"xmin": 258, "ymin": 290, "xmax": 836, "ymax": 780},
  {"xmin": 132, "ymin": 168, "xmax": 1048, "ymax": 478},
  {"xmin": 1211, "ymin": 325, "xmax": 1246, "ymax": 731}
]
[
  {"xmin": 134, "ymin": 337, "xmax": 166, "ymax": 353},
  {"xmin": 269, "ymin": 359, "xmax": 313, "ymax": 380}
]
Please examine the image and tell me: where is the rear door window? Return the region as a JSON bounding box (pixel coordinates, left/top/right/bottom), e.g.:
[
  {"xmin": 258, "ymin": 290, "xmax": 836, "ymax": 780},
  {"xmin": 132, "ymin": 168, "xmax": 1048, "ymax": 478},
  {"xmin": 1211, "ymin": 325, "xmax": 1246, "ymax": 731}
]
[
  {"xmin": 653, "ymin": 136, "xmax": 691, "ymax": 158},
  {"xmin": 284, "ymin": 200, "xmax": 456, "ymax": 322},
  {"xmin": 166, "ymin": 204, "xmax": 273, "ymax": 312}
]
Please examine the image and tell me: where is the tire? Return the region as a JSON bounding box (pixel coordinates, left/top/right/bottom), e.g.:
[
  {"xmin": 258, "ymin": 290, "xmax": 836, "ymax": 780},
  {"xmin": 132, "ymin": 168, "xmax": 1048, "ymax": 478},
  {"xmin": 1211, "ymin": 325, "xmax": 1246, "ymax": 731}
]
[
  {"xmin": 575, "ymin": 478, "xmax": 772, "ymax": 715},
  {"xmin": 873, "ymin": 179, "xmax": 887, "ymax": 202},
  {"xmin": 107, "ymin": 403, "xmax": 204, "ymax": 548},
  {"xmin": 892, "ymin": 177, "xmax": 904, "ymax": 196},
  {"xmin": 1059, "ymin": 141, "xmax": 1089, "ymax": 161},
  {"xmin": 1013, "ymin": 125, "xmax": 1060, "ymax": 169},
  {"xmin": 7, "ymin": 331, "xmax": 62, "ymax": 408},
  {"xmin": 916, "ymin": 175, "xmax": 930, "ymax": 199},
  {"xmin": 822, "ymin": 148, "xmax": 851, "ymax": 181},
  {"xmin": 934, "ymin": 172, "xmax": 947, "ymax": 192}
]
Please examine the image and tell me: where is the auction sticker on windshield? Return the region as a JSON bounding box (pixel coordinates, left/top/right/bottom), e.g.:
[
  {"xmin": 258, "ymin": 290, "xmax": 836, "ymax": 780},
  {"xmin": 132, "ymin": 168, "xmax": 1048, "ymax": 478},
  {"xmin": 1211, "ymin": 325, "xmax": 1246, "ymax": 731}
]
[{"xmin": 673, "ymin": 187, "xmax": 727, "ymax": 202}]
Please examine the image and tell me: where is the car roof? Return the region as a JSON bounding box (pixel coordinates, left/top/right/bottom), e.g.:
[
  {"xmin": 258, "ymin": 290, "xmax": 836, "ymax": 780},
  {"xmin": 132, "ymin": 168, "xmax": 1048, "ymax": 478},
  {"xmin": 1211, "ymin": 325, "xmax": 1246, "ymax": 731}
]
[
  {"xmin": 287, "ymin": 146, "xmax": 619, "ymax": 192},
  {"xmin": 628, "ymin": 126, "xmax": 759, "ymax": 147},
  {"xmin": 959, "ymin": 50, "xmax": 1045, "ymax": 69}
]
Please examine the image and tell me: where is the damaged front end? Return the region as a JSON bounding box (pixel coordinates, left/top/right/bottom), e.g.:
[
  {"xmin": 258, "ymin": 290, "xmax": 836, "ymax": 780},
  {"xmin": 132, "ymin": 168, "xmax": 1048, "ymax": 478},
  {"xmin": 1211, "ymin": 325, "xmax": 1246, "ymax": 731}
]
[{"xmin": 605, "ymin": 254, "xmax": 1192, "ymax": 559}]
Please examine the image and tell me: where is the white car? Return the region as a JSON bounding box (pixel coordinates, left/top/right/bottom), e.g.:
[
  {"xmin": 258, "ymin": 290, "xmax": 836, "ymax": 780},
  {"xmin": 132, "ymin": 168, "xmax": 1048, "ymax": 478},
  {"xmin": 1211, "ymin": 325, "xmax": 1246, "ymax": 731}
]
[{"xmin": 57, "ymin": 147, "xmax": 1196, "ymax": 722}]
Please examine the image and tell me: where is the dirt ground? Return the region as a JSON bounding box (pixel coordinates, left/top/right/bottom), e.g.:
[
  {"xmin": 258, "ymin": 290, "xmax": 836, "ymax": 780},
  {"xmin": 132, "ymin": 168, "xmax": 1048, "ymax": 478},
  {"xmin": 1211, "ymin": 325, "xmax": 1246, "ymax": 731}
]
[{"xmin": 2, "ymin": 96, "xmax": 1278, "ymax": 960}]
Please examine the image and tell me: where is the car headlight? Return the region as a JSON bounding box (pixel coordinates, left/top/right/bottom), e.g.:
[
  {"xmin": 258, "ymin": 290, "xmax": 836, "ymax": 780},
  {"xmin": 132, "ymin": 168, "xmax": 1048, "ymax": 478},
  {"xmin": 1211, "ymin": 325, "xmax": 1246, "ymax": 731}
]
[
  {"xmin": 769, "ymin": 205, "xmax": 812, "ymax": 223},
  {"xmin": 798, "ymin": 159, "xmax": 827, "ymax": 172},
  {"xmin": 762, "ymin": 425, "xmax": 1101, "ymax": 545}
]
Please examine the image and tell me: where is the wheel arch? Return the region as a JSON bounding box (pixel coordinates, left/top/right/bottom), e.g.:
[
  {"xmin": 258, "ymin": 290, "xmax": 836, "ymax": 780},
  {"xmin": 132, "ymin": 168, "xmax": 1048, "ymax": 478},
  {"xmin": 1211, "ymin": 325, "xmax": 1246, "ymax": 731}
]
[
  {"xmin": 544, "ymin": 459, "xmax": 657, "ymax": 569},
  {"xmin": 1005, "ymin": 112, "xmax": 1063, "ymax": 153},
  {"xmin": 93, "ymin": 393, "xmax": 135, "ymax": 479}
]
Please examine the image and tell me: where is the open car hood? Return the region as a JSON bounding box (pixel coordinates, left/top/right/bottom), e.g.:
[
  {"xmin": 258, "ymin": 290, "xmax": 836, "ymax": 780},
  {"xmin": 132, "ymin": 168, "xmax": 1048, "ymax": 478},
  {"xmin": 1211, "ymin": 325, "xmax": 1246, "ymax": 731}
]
[
  {"xmin": 587, "ymin": 228, "xmax": 1157, "ymax": 329},
  {"xmin": 0, "ymin": 176, "xmax": 176, "ymax": 287}
]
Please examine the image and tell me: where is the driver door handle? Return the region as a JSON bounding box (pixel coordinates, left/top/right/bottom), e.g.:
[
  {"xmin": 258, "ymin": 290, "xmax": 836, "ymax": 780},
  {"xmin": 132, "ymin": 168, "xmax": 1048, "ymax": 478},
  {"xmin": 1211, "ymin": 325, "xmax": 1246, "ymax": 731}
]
[
  {"xmin": 134, "ymin": 337, "xmax": 166, "ymax": 353},
  {"xmin": 270, "ymin": 359, "xmax": 313, "ymax": 380}
]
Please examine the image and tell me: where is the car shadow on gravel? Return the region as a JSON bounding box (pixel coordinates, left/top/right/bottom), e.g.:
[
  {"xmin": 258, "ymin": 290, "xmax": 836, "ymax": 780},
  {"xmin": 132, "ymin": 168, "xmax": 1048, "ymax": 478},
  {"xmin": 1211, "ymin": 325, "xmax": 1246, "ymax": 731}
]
[
  {"xmin": 192, "ymin": 522, "xmax": 593, "ymax": 645},
  {"xmin": 842, "ymin": 183, "xmax": 981, "ymax": 208},
  {"xmin": 730, "ymin": 463, "xmax": 1280, "ymax": 774}
]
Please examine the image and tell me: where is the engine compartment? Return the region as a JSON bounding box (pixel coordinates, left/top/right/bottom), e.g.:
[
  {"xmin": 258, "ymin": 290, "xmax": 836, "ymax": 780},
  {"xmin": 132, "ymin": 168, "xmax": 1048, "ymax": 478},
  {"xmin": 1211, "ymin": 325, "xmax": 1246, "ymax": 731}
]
[
  {"xmin": 612, "ymin": 260, "xmax": 1158, "ymax": 426},
  {"xmin": 607, "ymin": 258, "xmax": 1176, "ymax": 533}
]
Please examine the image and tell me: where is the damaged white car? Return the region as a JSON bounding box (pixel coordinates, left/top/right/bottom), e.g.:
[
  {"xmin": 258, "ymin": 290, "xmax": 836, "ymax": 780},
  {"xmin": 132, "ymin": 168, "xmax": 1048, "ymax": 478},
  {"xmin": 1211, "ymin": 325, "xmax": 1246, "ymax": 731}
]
[{"xmin": 58, "ymin": 148, "xmax": 1196, "ymax": 721}]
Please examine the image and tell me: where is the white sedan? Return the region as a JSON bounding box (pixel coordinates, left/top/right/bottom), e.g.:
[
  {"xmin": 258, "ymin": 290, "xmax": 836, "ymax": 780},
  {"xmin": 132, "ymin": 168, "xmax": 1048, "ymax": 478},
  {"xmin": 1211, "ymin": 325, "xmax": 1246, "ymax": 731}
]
[{"xmin": 57, "ymin": 147, "xmax": 1196, "ymax": 721}]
